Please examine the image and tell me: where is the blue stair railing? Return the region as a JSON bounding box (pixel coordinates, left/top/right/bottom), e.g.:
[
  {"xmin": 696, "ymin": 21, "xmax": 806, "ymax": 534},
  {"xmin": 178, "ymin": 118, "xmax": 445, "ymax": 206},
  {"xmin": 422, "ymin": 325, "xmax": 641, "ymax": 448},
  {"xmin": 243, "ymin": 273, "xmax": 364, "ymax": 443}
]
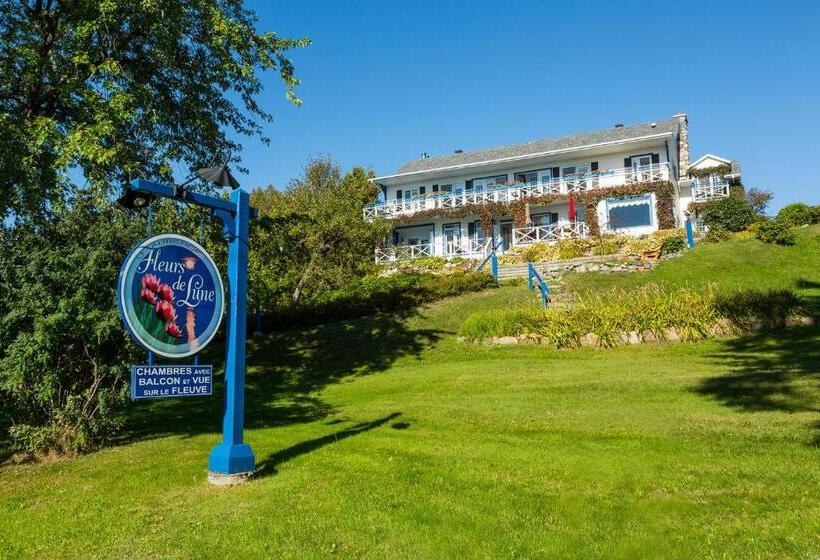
[
  {"xmin": 527, "ymin": 262, "xmax": 549, "ymax": 309},
  {"xmin": 477, "ymin": 240, "xmax": 504, "ymax": 280}
]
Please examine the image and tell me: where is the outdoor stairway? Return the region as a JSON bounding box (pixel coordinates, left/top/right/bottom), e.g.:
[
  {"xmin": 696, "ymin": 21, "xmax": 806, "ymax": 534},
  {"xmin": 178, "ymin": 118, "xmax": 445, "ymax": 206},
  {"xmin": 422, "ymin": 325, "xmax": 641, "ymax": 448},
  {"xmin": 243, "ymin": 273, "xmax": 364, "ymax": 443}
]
[
  {"xmin": 495, "ymin": 263, "xmax": 573, "ymax": 310},
  {"xmin": 496, "ymin": 263, "xmax": 532, "ymax": 280}
]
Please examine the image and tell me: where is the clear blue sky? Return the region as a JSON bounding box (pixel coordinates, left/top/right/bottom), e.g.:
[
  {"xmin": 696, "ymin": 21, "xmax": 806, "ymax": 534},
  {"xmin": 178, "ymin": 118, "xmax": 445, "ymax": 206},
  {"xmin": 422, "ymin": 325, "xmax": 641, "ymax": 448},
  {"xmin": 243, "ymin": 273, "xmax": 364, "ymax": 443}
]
[{"xmin": 236, "ymin": 0, "xmax": 819, "ymax": 212}]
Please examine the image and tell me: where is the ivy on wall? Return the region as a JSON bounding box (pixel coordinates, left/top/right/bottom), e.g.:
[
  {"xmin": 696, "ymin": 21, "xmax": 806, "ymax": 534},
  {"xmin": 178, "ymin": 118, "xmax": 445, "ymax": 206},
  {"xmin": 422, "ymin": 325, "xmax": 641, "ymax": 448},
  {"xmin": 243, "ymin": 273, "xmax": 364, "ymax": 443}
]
[
  {"xmin": 392, "ymin": 181, "xmax": 676, "ymax": 237},
  {"xmin": 688, "ymin": 163, "xmax": 732, "ymax": 178}
]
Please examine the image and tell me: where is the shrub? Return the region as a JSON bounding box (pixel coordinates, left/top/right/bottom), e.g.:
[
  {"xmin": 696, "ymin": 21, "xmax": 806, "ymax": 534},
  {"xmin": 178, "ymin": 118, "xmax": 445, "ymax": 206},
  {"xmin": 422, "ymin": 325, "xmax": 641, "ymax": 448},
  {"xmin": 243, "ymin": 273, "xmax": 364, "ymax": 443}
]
[
  {"xmin": 458, "ymin": 286, "xmax": 804, "ymax": 347},
  {"xmin": 520, "ymin": 242, "xmax": 555, "ymax": 263},
  {"xmin": 703, "ymin": 227, "xmax": 731, "ymax": 243},
  {"xmin": 554, "ymin": 239, "xmax": 586, "ymax": 259},
  {"xmin": 730, "ymin": 229, "xmax": 755, "ymax": 240},
  {"xmin": 0, "ymin": 199, "xmax": 148, "ymax": 456},
  {"xmin": 701, "ymin": 197, "xmax": 757, "ymax": 232},
  {"xmin": 397, "ymin": 256, "xmax": 447, "ymax": 271},
  {"xmin": 592, "ymin": 240, "xmax": 620, "ymax": 256},
  {"xmin": 621, "ymin": 229, "xmax": 685, "ymax": 256},
  {"xmin": 755, "ymin": 219, "xmax": 796, "ymax": 246},
  {"xmin": 623, "ymin": 236, "xmax": 656, "ymax": 256},
  {"xmin": 776, "ymin": 203, "xmax": 819, "ymax": 227},
  {"xmin": 661, "ymin": 235, "xmax": 686, "ymax": 254},
  {"xmin": 497, "ymin": 253, "xmax": 523, "ymax": 265}
]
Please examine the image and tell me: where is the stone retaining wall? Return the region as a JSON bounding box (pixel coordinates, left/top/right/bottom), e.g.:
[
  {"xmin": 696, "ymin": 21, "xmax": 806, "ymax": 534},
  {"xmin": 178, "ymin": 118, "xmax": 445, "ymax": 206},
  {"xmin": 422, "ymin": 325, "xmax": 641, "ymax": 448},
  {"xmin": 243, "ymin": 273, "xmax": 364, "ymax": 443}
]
[{"xmin": 468, "ymin": 316, "xmax": 815, "ymax": 349}]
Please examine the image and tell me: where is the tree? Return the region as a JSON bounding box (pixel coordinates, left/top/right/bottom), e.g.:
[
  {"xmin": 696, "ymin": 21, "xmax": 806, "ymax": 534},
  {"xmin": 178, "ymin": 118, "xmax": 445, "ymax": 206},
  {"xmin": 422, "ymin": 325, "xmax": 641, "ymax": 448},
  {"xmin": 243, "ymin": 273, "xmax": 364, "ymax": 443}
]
[
  {"xmin": 0, "ymin": 0, "xmax": 309, "ymax": 222},
  {"xmin": 744, "ymin": 188, "xmax": 773, "ymax": 215},
  {"xmin": 249, "ymin": 157, "xmax": 391, "ymax": 307}
]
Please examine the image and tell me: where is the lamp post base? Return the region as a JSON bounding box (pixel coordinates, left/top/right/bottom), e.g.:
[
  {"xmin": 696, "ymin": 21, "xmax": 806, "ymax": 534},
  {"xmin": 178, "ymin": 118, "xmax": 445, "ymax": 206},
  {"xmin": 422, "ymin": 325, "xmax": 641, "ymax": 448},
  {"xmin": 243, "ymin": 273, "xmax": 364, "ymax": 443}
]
[{"xmin": 207, "ymin": 442, "xmax": 255, "ymax": 484}]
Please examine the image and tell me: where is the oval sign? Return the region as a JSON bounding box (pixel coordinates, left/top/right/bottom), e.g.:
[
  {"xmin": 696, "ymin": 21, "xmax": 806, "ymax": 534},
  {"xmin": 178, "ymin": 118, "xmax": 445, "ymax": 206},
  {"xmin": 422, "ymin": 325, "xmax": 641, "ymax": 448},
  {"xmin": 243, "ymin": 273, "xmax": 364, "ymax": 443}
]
[{"xmin": 118, "ymin": 233, "xmax": 224, "ymax": 358}]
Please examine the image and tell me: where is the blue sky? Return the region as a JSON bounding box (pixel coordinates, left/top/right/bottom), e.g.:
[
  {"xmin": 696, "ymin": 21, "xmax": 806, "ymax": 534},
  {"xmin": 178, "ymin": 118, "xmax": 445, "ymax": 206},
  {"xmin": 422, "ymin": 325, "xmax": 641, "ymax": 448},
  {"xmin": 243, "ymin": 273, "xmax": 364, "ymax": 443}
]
[{"xmin": 236, "ymin": 0, "xmax": 820, "ymax": 212}]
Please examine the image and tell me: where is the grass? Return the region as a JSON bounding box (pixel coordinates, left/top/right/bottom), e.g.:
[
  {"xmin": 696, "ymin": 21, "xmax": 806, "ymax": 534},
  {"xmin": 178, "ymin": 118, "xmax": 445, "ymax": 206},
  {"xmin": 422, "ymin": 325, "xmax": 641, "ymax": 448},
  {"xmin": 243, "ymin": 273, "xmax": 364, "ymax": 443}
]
[
  {"xmin": 563, "ymin": 225, "xmax": 820, "ymax": 302},
  {"xmin": 1, "ymin": 233, "xmax": 819, "ymax": 558}
]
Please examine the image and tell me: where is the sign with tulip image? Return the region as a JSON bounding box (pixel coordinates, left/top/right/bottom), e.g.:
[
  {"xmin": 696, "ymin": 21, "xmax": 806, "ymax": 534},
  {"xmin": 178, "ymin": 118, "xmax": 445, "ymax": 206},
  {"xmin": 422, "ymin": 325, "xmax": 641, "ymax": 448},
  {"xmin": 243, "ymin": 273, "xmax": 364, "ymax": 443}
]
[
  {"xmin": 118, "ymin": 233, "xmax": 224, "ymax": 358},
  {"xmin": 118, "ymin": 233, "xmax": 224, "ymax": 400}
]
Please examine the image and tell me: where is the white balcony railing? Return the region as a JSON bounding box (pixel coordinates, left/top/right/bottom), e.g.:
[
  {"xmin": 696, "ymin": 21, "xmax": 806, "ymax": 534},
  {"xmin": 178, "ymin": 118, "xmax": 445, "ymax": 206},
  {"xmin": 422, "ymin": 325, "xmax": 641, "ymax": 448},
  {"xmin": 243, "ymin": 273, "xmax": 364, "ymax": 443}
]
[
  {"xmin": 364, "ymin": 163, "xmax": 670, "ymax": 220},
  {"xmin": 692, "ymin": 180, "xmax": 730, "ymax": 202},
  {"xmin": 512, "ymin": 222, "xmax": 590, "ymax": 247}
]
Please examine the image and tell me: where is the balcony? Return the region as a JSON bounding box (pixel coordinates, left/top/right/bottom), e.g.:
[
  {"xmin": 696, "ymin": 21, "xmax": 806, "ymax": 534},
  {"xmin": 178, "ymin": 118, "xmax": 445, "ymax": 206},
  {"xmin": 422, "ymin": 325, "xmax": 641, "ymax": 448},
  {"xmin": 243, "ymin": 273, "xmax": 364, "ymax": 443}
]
[
  {"xmin": 365, "ymin": 163, "xmax": 670, "ymax": 220},
  {"xmin": 691, "ymin": 179, "xmax": 730, "ymax": 202}
]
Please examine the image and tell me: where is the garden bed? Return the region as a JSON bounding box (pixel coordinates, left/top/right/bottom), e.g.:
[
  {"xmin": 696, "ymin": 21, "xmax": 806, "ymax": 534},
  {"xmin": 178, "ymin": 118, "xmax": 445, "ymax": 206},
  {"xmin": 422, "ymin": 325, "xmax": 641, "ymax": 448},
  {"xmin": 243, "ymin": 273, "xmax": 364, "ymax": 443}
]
[{"xmin": 459, "ymin": 286, "xmax": 811, "ymax": 349}]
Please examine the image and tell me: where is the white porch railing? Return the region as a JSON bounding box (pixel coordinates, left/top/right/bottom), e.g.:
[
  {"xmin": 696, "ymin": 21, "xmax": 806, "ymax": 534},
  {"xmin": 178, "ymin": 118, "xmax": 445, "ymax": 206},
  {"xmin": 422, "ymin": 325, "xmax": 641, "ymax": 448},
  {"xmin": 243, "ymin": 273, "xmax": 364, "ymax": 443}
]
[
  {"xmin": 512, "ymin": 222, "xmax": 590, "ymax": 246},
  {"xmin": 375, "ymin": 238, "xmax": 490, "ymax": 263},
  {"xmin": 364, "ymin": 163, "xmax": 670, "ymax": 220},
  {"xmin": 692, "ymin": 181, "xmax": 730, "ymax": 202}
]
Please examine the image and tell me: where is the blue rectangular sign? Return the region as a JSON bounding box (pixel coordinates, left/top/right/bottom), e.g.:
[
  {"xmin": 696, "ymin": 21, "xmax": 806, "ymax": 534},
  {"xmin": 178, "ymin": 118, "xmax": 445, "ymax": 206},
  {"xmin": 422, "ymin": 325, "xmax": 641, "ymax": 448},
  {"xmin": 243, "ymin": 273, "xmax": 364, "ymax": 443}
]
[{"xmin": 130, "ymin": 364, "xmax": 213, "ymax": 400}]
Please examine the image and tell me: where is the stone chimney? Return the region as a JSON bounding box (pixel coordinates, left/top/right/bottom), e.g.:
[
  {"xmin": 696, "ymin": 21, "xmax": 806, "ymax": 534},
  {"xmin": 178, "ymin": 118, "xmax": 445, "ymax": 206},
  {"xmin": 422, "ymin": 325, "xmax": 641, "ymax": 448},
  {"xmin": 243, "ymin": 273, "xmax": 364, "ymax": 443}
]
[{"xmin": 673, "ymin": 113, "xmax": 689, "ymax": 177}]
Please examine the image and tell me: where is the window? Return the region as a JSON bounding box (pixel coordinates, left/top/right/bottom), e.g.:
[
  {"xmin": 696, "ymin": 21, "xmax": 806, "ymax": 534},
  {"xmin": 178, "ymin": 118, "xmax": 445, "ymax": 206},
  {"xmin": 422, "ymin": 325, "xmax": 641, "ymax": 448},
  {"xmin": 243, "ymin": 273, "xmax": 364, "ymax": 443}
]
[
  {"xmin": 403, "ymin": 187, "xmax": 420, "ymax": 200},
  {"xmin": 531, "ymin": 213, "xmax": 559, "ymax": 226},
  {"xmin": 606, "ymin": 195, "xmax": 653, "ymax": 230},
  {"xmin": 514, "ymin": 169, "xmax": 553, "ymax": 186},
  {"xmin": 470, "ymin": 175, "xmax": 507, "ymax": 191}
]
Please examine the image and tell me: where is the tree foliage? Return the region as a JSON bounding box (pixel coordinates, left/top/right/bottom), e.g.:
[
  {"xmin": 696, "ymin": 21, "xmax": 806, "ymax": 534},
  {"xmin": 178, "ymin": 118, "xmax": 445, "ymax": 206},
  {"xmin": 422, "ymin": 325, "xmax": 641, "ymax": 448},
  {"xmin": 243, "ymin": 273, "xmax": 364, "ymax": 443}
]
[
  {"xmin": 0, "ymin": 195, "xmax": 223, "ymax": 454},
  {"xmin": 249, "ymin": 157, "xmax": 391, "ymax": 307},
  {"xmin": 744, "ymin": 188, "xmax": 773, "ymax": 215},
  {"xmin": 0, "ymin": 0, "xmax": 308, "ymax": 222}
]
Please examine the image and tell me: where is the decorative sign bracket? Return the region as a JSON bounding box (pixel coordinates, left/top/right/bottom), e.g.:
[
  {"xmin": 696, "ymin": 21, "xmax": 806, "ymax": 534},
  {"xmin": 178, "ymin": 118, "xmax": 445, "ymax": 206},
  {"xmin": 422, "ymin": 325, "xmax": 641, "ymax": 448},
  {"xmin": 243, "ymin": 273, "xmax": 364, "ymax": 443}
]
[{"xmin": 119, "ymin": 179, "xmax": 257, "ymax": 483}]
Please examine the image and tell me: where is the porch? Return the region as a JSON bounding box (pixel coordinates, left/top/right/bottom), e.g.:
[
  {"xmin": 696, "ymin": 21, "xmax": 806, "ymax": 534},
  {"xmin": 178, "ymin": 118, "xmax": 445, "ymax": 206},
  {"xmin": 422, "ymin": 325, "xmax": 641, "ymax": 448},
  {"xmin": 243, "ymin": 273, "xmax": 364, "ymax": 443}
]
[
  {"xmin": 512, "ymin": 222, "xmax": 590, "ymax": 246},
  {"xmin": 375, "ymin": 238, "xmax": 490, "ymax": 263},
  {"xmin": 375, "ymin": 222, "xmax": 589, "ymax": 263}
]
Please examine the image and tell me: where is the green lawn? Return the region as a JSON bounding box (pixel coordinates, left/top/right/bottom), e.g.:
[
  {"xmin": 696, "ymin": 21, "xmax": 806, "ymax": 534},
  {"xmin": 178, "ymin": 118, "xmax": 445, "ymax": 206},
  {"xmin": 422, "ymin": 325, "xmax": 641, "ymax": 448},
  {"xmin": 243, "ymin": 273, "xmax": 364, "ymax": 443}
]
[
  {"xmin": 1, "ymin": 234, "xmax": 819, "ymax": 559},
  {"xmin": 563, "ymin": 225, "xmax": 820, "ymax": 303}
]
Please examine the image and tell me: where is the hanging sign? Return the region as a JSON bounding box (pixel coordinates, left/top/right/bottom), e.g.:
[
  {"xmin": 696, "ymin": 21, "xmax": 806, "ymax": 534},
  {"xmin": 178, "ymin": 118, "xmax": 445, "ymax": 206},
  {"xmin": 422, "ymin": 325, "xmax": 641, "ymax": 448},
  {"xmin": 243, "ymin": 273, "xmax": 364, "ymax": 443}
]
[{"xmin": 118, "ymin": 233, "xmax": 224, "ymax": 359}]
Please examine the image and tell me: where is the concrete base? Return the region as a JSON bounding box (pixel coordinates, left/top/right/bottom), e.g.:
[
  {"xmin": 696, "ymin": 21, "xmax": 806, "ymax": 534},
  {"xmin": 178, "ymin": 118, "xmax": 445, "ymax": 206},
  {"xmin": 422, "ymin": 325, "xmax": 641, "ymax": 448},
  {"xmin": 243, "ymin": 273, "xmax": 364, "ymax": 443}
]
[{"xmin": 208, "ymin": 471, "xmax": 253, "ymax": 486}]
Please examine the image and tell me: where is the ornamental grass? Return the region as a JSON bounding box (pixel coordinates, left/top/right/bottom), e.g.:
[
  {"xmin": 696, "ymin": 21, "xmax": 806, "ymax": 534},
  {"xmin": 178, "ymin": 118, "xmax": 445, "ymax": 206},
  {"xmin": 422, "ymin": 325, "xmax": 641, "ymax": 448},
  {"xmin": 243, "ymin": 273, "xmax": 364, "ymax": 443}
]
[{"xmin": 459, "ymin": 285, "xmax": 805, "ymax": 348}]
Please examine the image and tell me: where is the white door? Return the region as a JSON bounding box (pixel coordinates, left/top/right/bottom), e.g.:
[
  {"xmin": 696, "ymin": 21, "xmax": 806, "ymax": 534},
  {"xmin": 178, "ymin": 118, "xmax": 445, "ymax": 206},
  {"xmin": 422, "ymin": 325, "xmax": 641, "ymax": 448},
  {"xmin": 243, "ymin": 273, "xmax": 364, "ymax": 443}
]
[
  {"xmin": 443, "ymin": 224, "xmax": 461, "ymax": 255},
  {"xmin": 632, "ymin": 155, "xmax": 653, "ymax": 182}
]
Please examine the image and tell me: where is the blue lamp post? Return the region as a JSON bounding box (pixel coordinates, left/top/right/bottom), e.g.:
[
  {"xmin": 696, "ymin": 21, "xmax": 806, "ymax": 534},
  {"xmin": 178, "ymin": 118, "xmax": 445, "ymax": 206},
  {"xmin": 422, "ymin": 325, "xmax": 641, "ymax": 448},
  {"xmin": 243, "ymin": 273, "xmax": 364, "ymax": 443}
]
[{"xmin": 125, "ymin": 177, "xmax": 257, "ymax": 485}]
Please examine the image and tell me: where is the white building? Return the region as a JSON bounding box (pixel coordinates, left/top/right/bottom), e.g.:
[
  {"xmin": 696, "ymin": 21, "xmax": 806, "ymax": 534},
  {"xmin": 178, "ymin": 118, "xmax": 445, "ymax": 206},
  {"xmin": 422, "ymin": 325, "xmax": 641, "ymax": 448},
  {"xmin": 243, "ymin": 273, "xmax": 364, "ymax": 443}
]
[{"xmin": 365, "ymin": 114, "xmax": 741, "ymax": 262}]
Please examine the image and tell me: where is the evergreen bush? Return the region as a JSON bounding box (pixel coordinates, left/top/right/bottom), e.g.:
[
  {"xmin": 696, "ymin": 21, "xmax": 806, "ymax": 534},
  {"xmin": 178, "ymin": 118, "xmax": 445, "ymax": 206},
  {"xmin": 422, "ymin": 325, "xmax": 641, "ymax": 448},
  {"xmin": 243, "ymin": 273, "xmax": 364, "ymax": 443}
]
[
  {"xmin": 776, "ymin": 203, "xmax": 819, "ymax": 227},
  {"xmin": 755, "ymin": 219, "xmax": 796, "ymax": 245},
  {"xmin": 700, "ymin": 197, "xmax": 756, "ymax": 232}
]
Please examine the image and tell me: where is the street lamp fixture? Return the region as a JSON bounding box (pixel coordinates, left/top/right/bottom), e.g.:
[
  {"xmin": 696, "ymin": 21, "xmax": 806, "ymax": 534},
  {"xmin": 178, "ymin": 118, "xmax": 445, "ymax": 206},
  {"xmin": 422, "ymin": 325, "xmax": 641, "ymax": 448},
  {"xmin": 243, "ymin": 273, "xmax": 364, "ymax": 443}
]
[
  {"xmin": 196, "ymin": 164, "xmax": 241, "ymax": 190},
  {"xmin": 117, "ymin": 188, "xmax": 157, "ymax": 210}
]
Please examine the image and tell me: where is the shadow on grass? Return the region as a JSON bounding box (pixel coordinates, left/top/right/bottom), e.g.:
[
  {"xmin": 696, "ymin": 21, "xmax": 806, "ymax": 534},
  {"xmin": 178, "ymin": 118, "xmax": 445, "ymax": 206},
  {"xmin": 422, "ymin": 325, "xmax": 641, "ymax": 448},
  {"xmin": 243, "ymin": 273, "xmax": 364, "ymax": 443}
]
[
  {"xmin": 118, "ymin": 310, "xmax": 442, "ymax": 446},
  {"xmin": 255, "ymin": 412, "xmax": 403, "ymax": 478},
  {"xmin": 696, "ymin": 323, "xmax": 819, "ymax": 443}
]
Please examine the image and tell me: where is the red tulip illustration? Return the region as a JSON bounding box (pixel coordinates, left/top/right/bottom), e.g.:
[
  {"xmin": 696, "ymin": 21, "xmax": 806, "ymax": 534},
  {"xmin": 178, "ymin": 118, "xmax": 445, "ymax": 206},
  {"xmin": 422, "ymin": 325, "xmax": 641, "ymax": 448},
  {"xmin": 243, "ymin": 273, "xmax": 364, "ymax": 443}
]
[
  {"xmin": 165, "ymin": 322, "xmax": 183, "ymax": 338},
  {"xmin": 141, "ymin": 274, "xmax": 160, "ymax": 293},
  {"xmin": 140, "ymin": 288, "xmax": 158, "ymax": 305},
  {"xmin": 154, "ymin": 300, "xmax": 176, "ymax": 322},
  {"xmin": 158, "ymin": 284, "xmax": 174, "ymax": 302}
]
